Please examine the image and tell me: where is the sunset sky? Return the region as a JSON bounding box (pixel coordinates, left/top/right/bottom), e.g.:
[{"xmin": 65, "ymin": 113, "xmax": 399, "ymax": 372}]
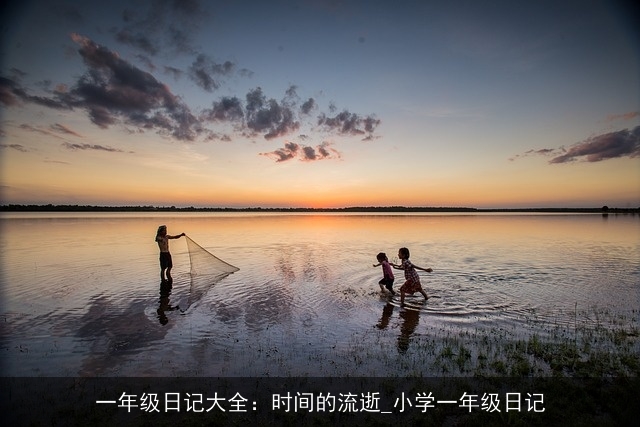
[{"xmin": 1, "ymin": 0, "xmax": 638, "ymax": 208}]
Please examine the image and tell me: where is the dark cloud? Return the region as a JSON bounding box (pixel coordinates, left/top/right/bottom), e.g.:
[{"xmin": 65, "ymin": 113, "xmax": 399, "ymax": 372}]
[
  {"xmin": 508, "ymin": 148, "xmax": 555, "ymax": 162},
  {"xmin": 86, "ymin": 105, "xmax": 116, "ymax": 129},
  {"xmin": 0, "ymin": 76, "xmax": 71, "ymax": 110},
  {"xmin": 202, "ymin": 96, "xmax": 244, "ymax": 122},
  {"xmin": 531, "ymin": 148, "xmax": 555, "ymax": 155},
  {"xmin": 302, "ymin": 145, "xmax": 317, "ymax": 160},
  {"xmin": 62, "ymin": 142, "xmax": 125, "ymax": 153},
  {"xmin": 285, "ymin": 85, "xmax": 298, "ymax": 100},
  {"xmin": 0, "ymin": 143, "xmax": 29, "ymax": 152},
  {"xmin": 51, "ymin": 123, "xmax": 83, "ymax": 137},
  {"xmin": 550, "ymin": 126, "xmax": 640, "ymax": 164},
  {"xmin": 4, "ymin": 37, "xmax": 380, "ymax": 148},
  {"xmin": 245, "ymin": 87, "xmax": 265, "ymax": 112},
  {"xmin": 244, "ymin": 87, "xmax": 300, "ymax": 139},
  {"xmin": 3, "ymin": 23, "xmax": 382, "ymax": 158},
  {"xmin": 317, "ymin": 110, "xmax": 380, "ymax": 139},
  {"xmin": 204, "ymin": 132, "xmax": 233, "ymax": 143},
  {"xmin": 27, "ymin": 93, "xmax": 71, "ymax": 110},
  {"xmin": 198, "ymin": 85, "xmax": 380, "ymax": 147},
  {"xmin": 188, "ymin": 54, "xmax": 235, "ymax": 92},
  {"xmin": 262, "ymin": 141, "xmax": 300, "ymax": 162},
  {"xmin": 19, "ymin": 123, "xmax": 65, "ymax": 140},
  {"xmin": 261, "ymin": 141, "xmax": 340, "ymax": 162},
  {"xmin": 301, "ymin": 141, "xmax": 340, "ymax": 161},
  {"xmin": 301, "ymin": 98, "xmax": 316, "ymax": 115},
  {"xmin": 362, "ymin": 116, "xmax": 381, "ymax": 133},
  {"xmin": 68, "ymin": 33, "xmax": 200, "ymax": 140},
  {"xmin": 512, "ymin": 126, "xmax": 640, "ymax": 164}
]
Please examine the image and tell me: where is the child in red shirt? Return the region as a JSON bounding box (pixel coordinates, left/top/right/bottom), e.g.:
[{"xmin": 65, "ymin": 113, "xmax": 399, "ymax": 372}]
[{"xmin": 373, "ymin": 252, "xmax": 395, "ymax": 295}]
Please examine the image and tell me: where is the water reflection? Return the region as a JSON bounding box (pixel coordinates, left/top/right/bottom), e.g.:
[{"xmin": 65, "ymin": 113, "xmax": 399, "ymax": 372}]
[
  {"xmin": 376, "ymin": 302, "xmax": 394, "ymax": 330},
  {"xmin": 157, "ymin": 280, "xmax": 179, "ymax": 325},
  {"xmin": 75, "ymin": 294, "xmax": 170, "ymax": 376},
  {"xmin": 376, "ymin": 301, "xmax": 423, "ymax": 353},
  {"xmin": 397, "ymin": 308, "xmax": 420, "ymax": 353},
  {"xmin": 1, "ymin": 212, "xmax": 638, "ymax": 376}
]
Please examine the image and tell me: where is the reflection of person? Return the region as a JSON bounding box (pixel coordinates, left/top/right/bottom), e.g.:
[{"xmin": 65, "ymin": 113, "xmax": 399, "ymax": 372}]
[
  {"xmin": 373, "ymin": 252, "xmax": 395, "ymax": 295},
  {"xmin": 376, "ymin": 301, "xmax": 421, "ymax": 353},
  {"xmin": 376, "ymin": 302, "xmax": 394, "ymax": 330},
  {"xmin": 157, "ymin": 280, "xmax": 179, "ymax": 325},
  {"xmin": 397, "ymin": 308, "xmax": 420, "ymax": 353},
  {"xmin": 391, "ymin": 247, "xmax": 432, "ymax": 306},
  {"xmin": 155, "ymin": 225, "xmax": 185, "ymax": 283}
]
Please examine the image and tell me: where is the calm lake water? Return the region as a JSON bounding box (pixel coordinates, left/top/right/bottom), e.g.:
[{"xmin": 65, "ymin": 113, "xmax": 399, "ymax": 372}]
[{"xmin": 1, "ymin": 212, "xmax": 638, "ymax": 376}]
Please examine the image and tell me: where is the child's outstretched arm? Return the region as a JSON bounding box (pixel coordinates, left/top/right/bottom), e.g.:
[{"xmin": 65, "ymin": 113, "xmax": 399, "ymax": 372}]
[
  {"xmin": 413, "ymin": 263, "xmax": 433, "ymax": 273},
  {"xmin": 373, "ymin": 263, "xmax": 381, "ymax": 267}
]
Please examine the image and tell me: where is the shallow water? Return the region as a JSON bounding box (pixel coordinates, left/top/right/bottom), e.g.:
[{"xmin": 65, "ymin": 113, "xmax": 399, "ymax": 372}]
[{"xmin": 1, "ymin": 212, "xmax": 638, "ymax": 376}]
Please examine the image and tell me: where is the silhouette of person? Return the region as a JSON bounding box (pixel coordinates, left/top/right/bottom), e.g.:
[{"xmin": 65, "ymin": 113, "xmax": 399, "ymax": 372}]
[
  {"xmin": 155, "ymin": 225, "xmax": 185, "ymax": 283},
  {"xmin": 157, "ymin": 280, "xmax": 179, "ymax": 325},
  {"xmin": 391, "ymin": 247, "xmax": 432, "ymax": 306},
  {"xmin": 373, "ymin": 252, "xmax": 395, "ymax": 295}
]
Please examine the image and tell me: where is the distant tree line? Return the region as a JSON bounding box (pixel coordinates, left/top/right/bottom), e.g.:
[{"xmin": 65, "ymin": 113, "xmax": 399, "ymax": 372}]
[
  {"xmin": 0, "ymin": 204, "xmax": 476, "ymax": 212},
  {"xmin": 1, "ymin": 204, "xmax": 638, "ymax": 214}
]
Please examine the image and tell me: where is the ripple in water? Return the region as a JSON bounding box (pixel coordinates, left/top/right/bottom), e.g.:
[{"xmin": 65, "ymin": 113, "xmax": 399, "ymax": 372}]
[{"xmin": 2, "ymin": 213, "xmax": 638, "ymax": 376}]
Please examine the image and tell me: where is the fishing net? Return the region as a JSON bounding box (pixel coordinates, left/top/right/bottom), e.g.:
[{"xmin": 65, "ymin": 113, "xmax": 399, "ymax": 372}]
[
  {"xmin": 185, "ymin": 235, "xmax": 239, "ymax": 275},
  {"xmin": 181, "ymin": 235, "xmax": 239, "ymax": 311}
]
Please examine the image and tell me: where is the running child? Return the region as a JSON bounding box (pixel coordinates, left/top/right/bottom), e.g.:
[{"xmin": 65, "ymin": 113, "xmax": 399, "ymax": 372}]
[
  {"xmin": 391, "ymin": 247, "xmax": 432, "ymax": 305},
  {"xmin": 373, "ymin": 252, "xmax": 395, "ymax": 295}
]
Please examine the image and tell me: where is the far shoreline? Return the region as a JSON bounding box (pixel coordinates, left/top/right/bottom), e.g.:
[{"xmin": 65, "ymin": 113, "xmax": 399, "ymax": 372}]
[{"xmin": 1, "ymin": 204, "xmax": 638, "ymax": 214}]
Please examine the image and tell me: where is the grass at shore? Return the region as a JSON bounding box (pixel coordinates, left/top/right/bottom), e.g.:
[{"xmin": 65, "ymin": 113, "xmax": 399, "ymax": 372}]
[
  {"xmin": 372, "ymin": 306, "xmax": 640, "ymax": 378},
  {"xmin": 201, "ymin": 304, "xmax": 640, "ymax": 378}
]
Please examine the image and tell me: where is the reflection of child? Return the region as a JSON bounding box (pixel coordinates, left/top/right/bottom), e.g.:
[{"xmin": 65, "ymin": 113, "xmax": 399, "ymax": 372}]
[
  {"xmin": 376, "ymin": 302, "xmax": 394, "ymax": 329},
  {"xmin": 373, "ymin": 252, "xmax": 395, "ymax": 295},
  {"xmin": 391, "ymin": 247, "xmax": 432, "ymax": 305}
]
